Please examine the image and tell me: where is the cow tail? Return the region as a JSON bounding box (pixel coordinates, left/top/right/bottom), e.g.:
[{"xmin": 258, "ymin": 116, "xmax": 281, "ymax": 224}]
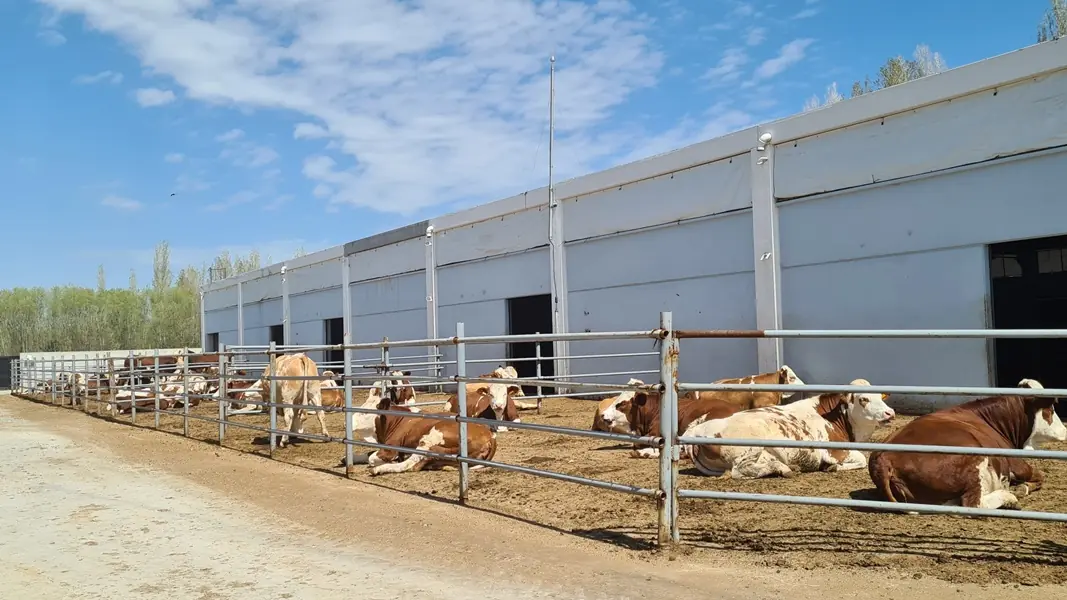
[{"xmin": 870, "ymin": 453, "xmax": 909, "ymax": 503}]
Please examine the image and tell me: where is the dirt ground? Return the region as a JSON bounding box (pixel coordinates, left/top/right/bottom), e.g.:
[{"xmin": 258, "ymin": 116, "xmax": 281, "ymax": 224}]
[{"xmin": 18, "ymin": 389, "xmax": 1067, "ymax": 587}]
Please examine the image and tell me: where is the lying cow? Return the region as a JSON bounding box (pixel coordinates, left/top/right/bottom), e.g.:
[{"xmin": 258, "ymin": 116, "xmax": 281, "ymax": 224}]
[
  {"xmin": 619, "ymin": 366, "xmax": 806, "ymax": 458},
  {"xmin": 473, "ymin": 366, "xmax": 537, "ymax": 410},
  {"xmin": 334, "ymin": 380, "xmax": 424, "ymax": 466},
  {"xmin": 367, "ymin": 394, "xmax": 497, "ymax": 476},
  {"xmin": 683, "ymin": 379, "xmax": 895, "ymax": 479},
  {"xmin": 446, "ymin": 380, "xmax": 519, "ymax": 432},
  {"xmin": 868, "ymin": 378, "xmax": 1066, "ymax": 511},
  {"xmin": 592, "ymin": 379, "xmax": 645, "ymax": 434}
]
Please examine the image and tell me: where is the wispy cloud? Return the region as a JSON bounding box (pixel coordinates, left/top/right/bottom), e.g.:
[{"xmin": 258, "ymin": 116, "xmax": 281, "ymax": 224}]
[
  {"xmin": 793, "ymin": 8, "xmax": 820, "ymax": 19},
  {"xmin": 748, "ymin": 38, "xmax": 815, "ymax": 85},
  {"xmin": 703, "ymin": 48, "xmax": 749, "ymax": 84},
  {"xmin": 36, "ymin": 0, "xmax": 677, "ymax": 216},
  {"xmin": 215, "ymin": 129, "xmax": 244, "ymax": 143},
  {"xmin": 135, "ymin": 88, "xmax": 176, "ymax": 107},
  {"xmin": 731, "ymin": 3, "xmax": 755, "ymax": 18},
  {"xmin": 744, "ymin": 27, "xmax": 767, "ymax": 47},
  {"xmin": 164, "ymin": 153, "xmax": 185, "ymax": 164},
  {"xmin": 101, "ymin": 194, "xmax": 142, "ymax": 211},
  {"xmin": 37, "ymin": 29, "xmax": 66, "ymax": 46},
  {"xmin": 293, "ymin": 123, "xmax": 329, "ymax": 140},
  {"xmin": 74, "ymin": 70, "xmax": 124, "ymax": 85},
  {"xmin": 205, "ymin": 189, "xmax": 259, "ymax": 212},
  {"xmin": 173, "ymin": 173, "xmax": 213, "ymax": 193}
]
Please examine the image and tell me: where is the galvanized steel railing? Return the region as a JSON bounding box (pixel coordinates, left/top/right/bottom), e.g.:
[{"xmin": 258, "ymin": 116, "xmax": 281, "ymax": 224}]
[{"xmin": 11, "ymin": 313, "xmax": 1067, "ymax": 548}]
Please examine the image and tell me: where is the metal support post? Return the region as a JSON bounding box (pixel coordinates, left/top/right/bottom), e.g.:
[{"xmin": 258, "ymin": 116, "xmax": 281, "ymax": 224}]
[
  {"xmin": 456, "ymin": 322, "xmax": 469, "ymax": 503},
  {"xmin": 236, "ymin": 281, "xmax": 245, "ymax": 347},
  {"xmin": 534, "ymin": 334, "xmax": 543, "ymax": 414},
  {"xmin": 657, "ymin": 311, "xmax": 677, "ymax": 546},
  {"xmin": 153, "ymin": 350, "xmax": 161, "ymax": 428},
  {"xmin": 129, "ymin": 350, "xmax": 137, "ymax": 422},
  {"xmin": 218, "ymin": 345, "xmax": 227, "ymax": 444},
  {"xmin": 381, "ymin": 338, "xmax": 390, "ymax": 374},
  {"xmin": 281, "ymin": 265, "xmax": 291, "ymax": 346},
  {"xmin": 425, "ymin": 225, "xmax": 440, "ymax": 392},
  {"xmin": 199, "ymin": 288, "xmax": 207, "ymax": 350},
  {"xmin": 751, "ymin": 133, "xmax": 784, "ymax": 373},
  {"xmin": 182, "ymin": 355, "xmax": 190, "ymax": 437},
  {"xmin": 341, "ymin": 256, "xmax": 355, "ymax": 477},
  {"xmin": 268, "ymin": 341, "xmax": 277, "ymax": 456}
]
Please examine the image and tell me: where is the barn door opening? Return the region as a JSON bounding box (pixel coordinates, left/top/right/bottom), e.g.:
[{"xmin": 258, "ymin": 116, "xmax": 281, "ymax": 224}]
[
  {"xmin": 506, "ymin": 294, "xmax": 554, "ymax": 396},
  {"xmin": 323, "ymin": 318, "xmax": 344, "ymax": 378},
  {"xmin": 269, "ymin": 324, "xmax": 284, "ymax": 347},
  {"xmin": 989, "ymin": 235, "xmax": 1067, "ymax": 417}
]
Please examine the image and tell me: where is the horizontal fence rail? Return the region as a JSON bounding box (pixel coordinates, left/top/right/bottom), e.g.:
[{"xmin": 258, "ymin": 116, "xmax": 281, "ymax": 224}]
[{"xmin": 10, "ymin": 315, "xmax": 1067, "ymax": 551}]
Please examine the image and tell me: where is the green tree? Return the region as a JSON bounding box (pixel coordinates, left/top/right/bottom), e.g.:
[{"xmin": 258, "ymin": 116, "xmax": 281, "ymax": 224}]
[
  {"xmin": 152, "ymin": 241, "xmax": 172, "ymax": 291},
  {"xmin": 96, "ymin": 264, "xmax": 106, "ymax": 292},
  {"xmin": 849, "ymin": 44, "xmax": 948, "ymax": 98}
]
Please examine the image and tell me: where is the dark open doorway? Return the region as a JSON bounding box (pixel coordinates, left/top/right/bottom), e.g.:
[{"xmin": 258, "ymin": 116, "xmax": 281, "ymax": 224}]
[
  {"xmin": 269, "ymin": 324, "xmax": 284, "ymax": 347},
  {"xmin": 323, "ymin": 318, "xmax": 344, "ymax": 379},
  {"xmin": 990, "ymin": 235, "xmax": 1067, "ymax": 417},
  {"xmin": 506, "ymin": 294, "xmax": 554, "ymax": 396}
]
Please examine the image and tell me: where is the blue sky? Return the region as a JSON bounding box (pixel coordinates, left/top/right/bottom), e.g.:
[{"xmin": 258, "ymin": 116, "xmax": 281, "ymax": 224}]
[{"xmin": 0, "ymin": 0, "xmax": 1053, "ymax": 289}]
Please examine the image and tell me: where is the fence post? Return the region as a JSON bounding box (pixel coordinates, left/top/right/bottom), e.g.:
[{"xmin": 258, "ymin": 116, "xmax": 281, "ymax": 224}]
[
  {"xmin": 268, "ymin": 341, "xmax": 277, "ymax": 457},
  {"xmin": 534, "ymin": 334, "xmax": 543, "ymax": 414},
  {"xmin": 381, "ymin": 337, "xmax": 390, "ymax": 374},
  {"xmin": 50, "ymin": 359, "xmax": 56, "ymax": 404},
  {"xmin": 456, "ymin": 322, "xmax": 469, "ymax": 503},
  {"xmin": 94, "ymin": 354, "xmax": 101, "ymax": 414},
  {"xmin": 182, "ymin": 353, "xmax": 190, "ymax": 437},
  {"xmin": 153, "ymin": 349, "xmax": 161, "ymax": 429},
  {"xmin": 341, "ymin": 255, "xmax": 355, "ymax": 476},
  {"xmin": 657, "ymin": 311, "xmax": 677, "ymax": 547},
  {"xmin": 218, "ymin": 345, "xmax": 227, "ymax": 444},
  {"xmin": 129, "ymin": 350, "xmax": 136, "ymax": 423}
]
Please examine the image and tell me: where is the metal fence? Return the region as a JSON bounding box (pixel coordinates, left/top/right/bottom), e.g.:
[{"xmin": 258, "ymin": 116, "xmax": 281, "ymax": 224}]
[{"xmin": 9, "ymin": 312, "xmax": 1067, "ymax": 547}]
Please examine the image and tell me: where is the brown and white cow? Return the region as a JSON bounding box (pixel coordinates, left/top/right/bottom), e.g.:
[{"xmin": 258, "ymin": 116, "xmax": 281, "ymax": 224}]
[
  {"xmin": 367, "ymin": 394, "xmax": 497, "ymax": 476},
  {"xmin": 592, "ymin": 379, "xmax": 645, "ymax": 434},
  {"xmin": 332, "ymin": 380, "xmax": 424, "ymax": 465},
  {"xmin": 260, "ymin": 353, "xmax": 326, "ymax": 447},
  {"xmin": 867, "ymin": 378, "xmax": 1067, "ymax": 510},
  {"xmin": 474, "ymin": 366, "xmax": 536, "ymax": 410},
  {"xmin": 593, "ymin": 366, "xmax": 804, "ymax": 438},
  {"xmin": 446, "ymin": 380, "xmax": 520, "ymax": 432},
  {"xmin": 618, "ymin": 366, "xmax": 806, "ymax": 458},
  {"xmin": 683, "ymin": 379, "xmax": 895, "ymax": 478}
]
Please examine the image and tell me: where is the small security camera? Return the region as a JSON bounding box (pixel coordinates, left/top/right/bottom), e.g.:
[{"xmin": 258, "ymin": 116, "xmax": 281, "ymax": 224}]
[{"xmin": 759, "ymin": 132, "xmax": 773, "ymax": 144}]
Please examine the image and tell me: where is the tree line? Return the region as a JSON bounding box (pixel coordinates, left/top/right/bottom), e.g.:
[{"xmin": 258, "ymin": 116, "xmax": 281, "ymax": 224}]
[
  {"xmin": 802, "ymin": 0, "xmax": 1064, "ymax": 112},
  {"xmin": 2, "ymin": 3, "xmax": 1062, "ymax": 356},
  {"xmin": 0, "ymin": 241, "xmax": 305, "ymax": 355}
]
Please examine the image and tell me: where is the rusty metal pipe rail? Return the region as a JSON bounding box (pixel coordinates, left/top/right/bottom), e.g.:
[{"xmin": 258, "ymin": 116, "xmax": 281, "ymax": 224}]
[{"xmin": 673, "ymin": 328, "xmax": 1067, "ymax": 339}]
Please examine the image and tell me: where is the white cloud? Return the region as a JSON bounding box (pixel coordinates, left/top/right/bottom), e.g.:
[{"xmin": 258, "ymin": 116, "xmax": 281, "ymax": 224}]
[
  {"xmin": 37, "ymin": 29, "xmax": 66, "ymax": 46},
  {"xmin": 744, "ymin": 27, "xmax": 766, "ymax": 47},
  {"xmin": 751, "ymin": 38, "xmax": 814, "ymax": 83},
  {"xmin": 164, "ymin": 152, "xmax": 185, "ymax": 163},
  {"xmin": 215, "ymin": 129, "xmax": 245, "ymax": 143},
  {"xmin": 702, "ymin": 48, "xmax": 749, "ymax": 84},
  {"xmin": 101, "ymin": 194, "xmax": 142, "ymax": 210},
  {"xmin": 206, "ymin": 190, "xmax": 260, "ymax": 212},
  {"xmin": 74, "ymin": 70, "xmax": 124, "ymax": 85},
  {"xmin": 731, "ymin": 3, "xmax": 754, "ymax": 18},
  {"xmin": 793, "ymin": 8, "xmax": 819, "ymax": 19},
  {"xmin": 174, "ymin": 173, "xmax": 213, "ymax": 193},
  {"xmin": 135, "ymin": 87, "xmax": 177, "ymax": 107},
  {"xmin": 37, "ymin": 0, "xmax": 675, "ymax": 216},
  {"xmin": 293, "ymin": 123, "xmax": 329, "ymax": 140}
]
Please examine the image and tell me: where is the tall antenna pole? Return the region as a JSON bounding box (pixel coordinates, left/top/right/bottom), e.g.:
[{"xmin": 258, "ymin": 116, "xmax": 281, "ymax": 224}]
[
  {"xmin": 548, "ymin": 55, "xmax": 555, "ymax": 208},
  {"xmin": 546, "ymin": 54, "xmax": 569, "ymax": 392}
]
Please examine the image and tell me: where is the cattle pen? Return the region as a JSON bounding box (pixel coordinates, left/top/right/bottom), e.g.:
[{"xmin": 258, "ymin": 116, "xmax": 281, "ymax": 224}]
[{"xmin": 9, "ymin": 313, "xmax": 1067, "ymax": 586}]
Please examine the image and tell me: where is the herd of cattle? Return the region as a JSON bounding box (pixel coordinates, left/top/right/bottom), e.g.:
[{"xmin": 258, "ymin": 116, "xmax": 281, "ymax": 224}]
[{"xmin": 26, "ymin": 352, "xmax": 1067, "ymax": 511}]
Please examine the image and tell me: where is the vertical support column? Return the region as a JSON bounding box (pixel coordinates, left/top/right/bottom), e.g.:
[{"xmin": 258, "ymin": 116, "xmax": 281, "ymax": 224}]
[
  {"xmin": 199, "ymin": 288, "xmax": 207, "ymax": 351},
  {"xmin": 50, "ymin": 359, "xmax": 56, "ymax": 404},
  {"xmin": 657, "ymin": 311, "xmax": 678, "ymax": 547},
  {"xmin": 341, "ymin": 255, "xmax": 355, "ymax": 477},
  {"xmin": 534, "ymin": 333, "xmax": 543, "ymax": 414},
  {"xmin": 236, "ymin": 281, "xmax": 245, "ymax": 348},
  {"xmin": 218, "ymin": 345, "xmax": 227, "ymax": 444},
  {"xmin": 456, "ymin": 322, "xmax": 469, "ymax": 503},
  {"xmin": 128, "ymin": 350, "xmax": 136, "ymax": 422},
  {"xmin": 268, "ymin": 341, "xmax": 277, "ymax": 457},
  {"xmin": 548, "ymin": 201, "xmax": 571, "ymax": 394},
  {"xmin": 182, "ymin": 353, "xmax": 190, "ymax": 437},
  {"xmin": 751, "ymin": 131, "xmax": 784, "ymax": 374},
  {"xmin": 281, "ymin": 265, "xmax": 291, "ymax": 347},
  {"xmin": 94, "ymin": 354, "xmax": 101, "ymax": 414},
  {"xmin": 153, "ymin": 349, "xmax": 161, "ymax": 429},
  {"xmin": 381, "ymin": 339, "xmax": 390, "ymax": 374},
  {"xmin": 425, "ymin": 225, "xmax": 440, "ymax": 389}
]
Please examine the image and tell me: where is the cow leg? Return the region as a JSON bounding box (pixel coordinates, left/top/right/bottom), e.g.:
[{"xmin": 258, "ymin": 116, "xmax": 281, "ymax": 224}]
[
  {"xmin": 629, "ymin": 445, "xmax": 660, "ymax": 459},
  {"xmin": 961, "ymin": 458, "xmax": 1020, "ymax": 510},
  {"xmin": 822, "ymin": 449, "xmax": 867, "ymax": 472},
  {"xmin": 1005, "ymin": 458, "xmax": 1044, "ymax": 497},
  {"xmin": 732, "ymin": 452, "xmax": 794, "ymax": 479},
  {"xmin": 370, "ymin": 452, "xmax": 428, "ymax": 475}
]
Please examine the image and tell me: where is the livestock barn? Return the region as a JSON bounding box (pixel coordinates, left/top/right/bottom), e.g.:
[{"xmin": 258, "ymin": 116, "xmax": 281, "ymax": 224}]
[{"xmin": 201, "ymin": 39, "xmax": 1067, "ymax": 415}]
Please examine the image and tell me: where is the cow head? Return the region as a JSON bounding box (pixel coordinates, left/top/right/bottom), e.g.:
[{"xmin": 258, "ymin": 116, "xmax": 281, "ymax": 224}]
[
  {"xmin": 836, "ymin": 378, "xmax": 894, "ymax": 441},
  {"xmin": 777, "ymin": 365, "xmax": 804, "ymax": 399},
  {"xmin": 594, "ymin": 378, "xmax": 643, "ymax": 433},
  {"xmin": 387, "ymin": 370, "xmax": 416, "ymax": 404},
  {"xmin": 492, "ymin": 366, "xmax": 524, "ymax": 399},
  {"xmin": 486, "ymin": 382, "xmax": 510, "ymax": 421},
  {"xmin": 1017, "ymin": 378, "xmax": 1067, "ymax": 447}
]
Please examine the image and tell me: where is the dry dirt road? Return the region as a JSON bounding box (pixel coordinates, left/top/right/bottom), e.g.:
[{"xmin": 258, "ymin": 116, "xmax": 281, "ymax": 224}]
[{"xmin": 2, "ymin": 395, "xmax": 1064, "ymax": 600}]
